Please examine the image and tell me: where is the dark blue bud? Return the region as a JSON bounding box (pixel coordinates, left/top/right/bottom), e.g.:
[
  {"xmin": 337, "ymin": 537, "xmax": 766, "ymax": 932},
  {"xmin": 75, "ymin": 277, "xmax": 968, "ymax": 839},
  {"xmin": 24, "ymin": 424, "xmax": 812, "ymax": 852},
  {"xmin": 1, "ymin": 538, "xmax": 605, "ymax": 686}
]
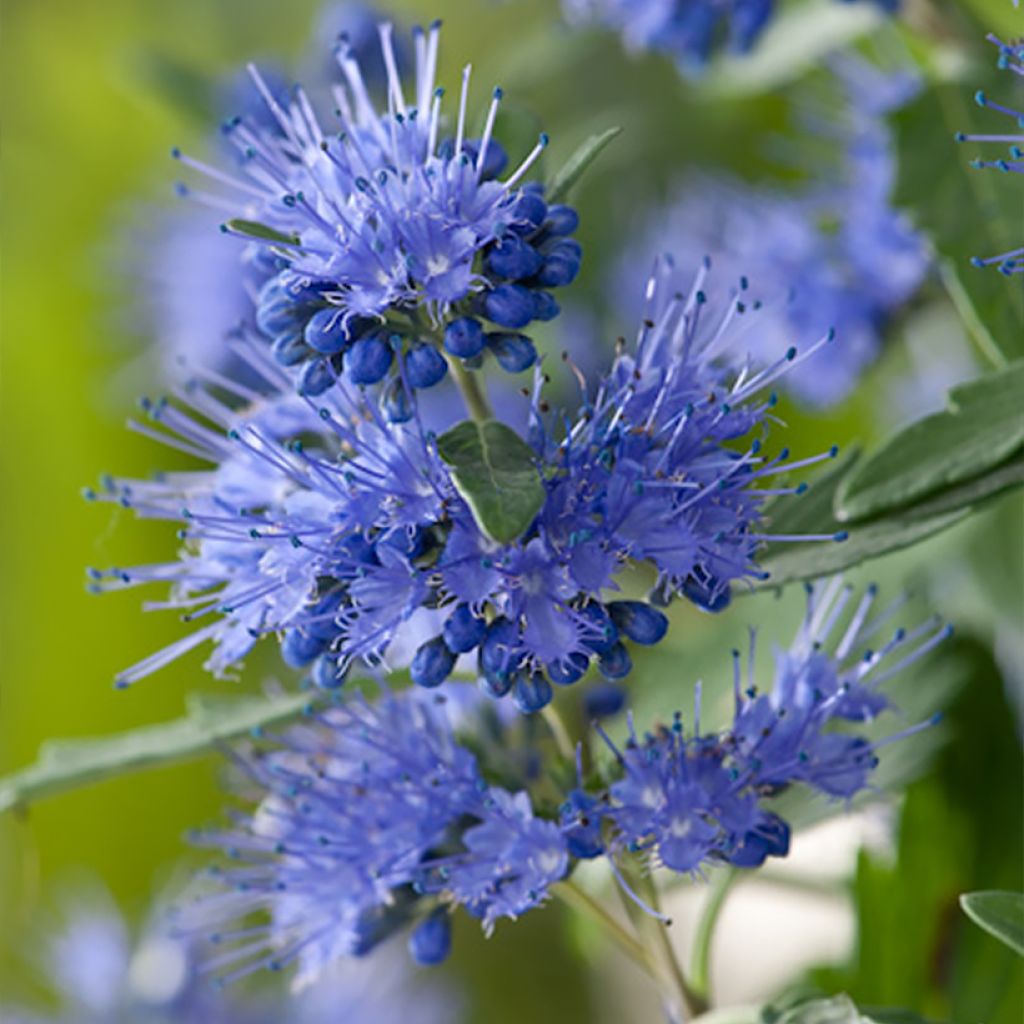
[
  {"xmin": 311, "ymin": 655, "xmax": 347, "ymax": 691},
  {"xmin": 466, "ymin": 138, "xmax": 509, "ymax": 180},
  {"xmin": 513, "ymin": 673, "xmax": 553, "ymax": 713},
  {"xmin": 381, "ymin": 378, "xmax": 414, "ymax": 423},
  {"xmin": 271, "ymin": 329, "xmax": 309, "ymax": 367},
  {"xmin": 531, "ymin": 290, "xmax": 560, "ymax": 322},
  {"xmin": 728, "ymin": 814, "xmax": 791, "ymax": 868},
  {"xmin": 345, "ymin": 334, "xmax": 393, "ymax": 385},
  {"xmin": 543, "ymin": 204, "xmax": 579, "ymax": 236},
  {"xmin": 486, "ymin": 236, "xmax": 544, "ymax": 281},
  {"xmin": 546, "ymin": 652, "xmax": 590, "ymax": 686},
  {"xmin": 408, "ymin": 911, "xmax": 452, "ymax": 966},
  {"xmin": 486, "ymin": 331, "xmax": 537, "ymax": 373},
  {"xmin": 681, "ymin": 576, "xmax": 732, "ymax": 613},
  {"xmin": 298, "ymin": 358, "xmax": 336, "ymax": 397},
  {"xmin": 405, "ymin": 343, "xmax": 448, "ymax": 389},
  {"xmin": 484, "ymin": 284, "xmax": 536, "ymax": 329},
  {"xmin": 607, "ymin": 601, "xmax": 668, "ymax": 646},
  {"xmin": 560, "ymin": 789, "xmax": 605, "ymax": 859},
  {"xmin": 578, "ymin": 603, "xmax": 619, "ymax": 655},
  {"xmin": 306, "ymin": 592, "xmax": 344, "ymax": 641},
  {"xmin": 410, "ymin": 636, "xmax": 456, "ymax": 689},
  {"xmin": 509, "ymin": 191, "xmax": 548, "ymax": 233},
  {"xmin": 598, "ymin": 642, "xmax": 632, "ymax": 680},
  {"xmin": 479, "ymin": 617, "xmax": 523, "ymax": 691},
  {"xmin": 256, "ymin": 279, "xmax": 300, "ymax": 335},
  {"xmin": 584, "ymin": 682, "xmax": 627, "ymax": 719},
  {"xmin": 442, "ymin": 603, "xmax": 487, "ymax": 654},
  {"xmin": 281, "ymin": 628, "xmax": 326, "ymax": 668},
  {"xmin": 537, "ymin": 239, "xmax": 582, "ymax": 288},
  {"xmin": 478, "ymin": 669, "xmax": 517, "ymax": 699},
  {"xmin": 303, "ymin": 307, "xmax": 350, "ymax": 355},
  {"xmin": 443, "ymin": 317, "xmax": 485, "ymax": 359}
]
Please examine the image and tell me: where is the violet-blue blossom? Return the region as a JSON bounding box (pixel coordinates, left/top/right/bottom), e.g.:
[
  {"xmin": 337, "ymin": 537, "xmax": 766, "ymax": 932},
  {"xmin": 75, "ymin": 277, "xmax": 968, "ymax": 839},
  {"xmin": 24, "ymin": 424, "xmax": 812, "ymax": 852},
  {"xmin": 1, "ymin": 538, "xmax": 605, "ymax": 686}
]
[
  {"xmin": 172, "ymin": 21, "xmax": 579, "ymax": 401},
  {"xmin": 563, "ymin": 580, "xmax": 949, "ymax": 879},
  {"xmin": 614, "ymin": 58, "xmax": 928, "ymax": 406},
  {"xmin": 956, "ymin": 35, "xmax": 1024, "ymax": 275},
  {"xmin": 88, "ymin": 264, "xmax": 842, "ymax": 701},
  {"xmin": 184, "ymin": 684, "xmax": 568, "ymax": 984}
]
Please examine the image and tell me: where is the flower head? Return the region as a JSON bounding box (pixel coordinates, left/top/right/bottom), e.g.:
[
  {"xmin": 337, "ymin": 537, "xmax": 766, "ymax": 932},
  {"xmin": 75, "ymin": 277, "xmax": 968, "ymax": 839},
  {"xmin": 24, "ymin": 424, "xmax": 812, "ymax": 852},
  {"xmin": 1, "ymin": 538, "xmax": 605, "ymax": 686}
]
[
  {"xmin": 173, "ymin": 21, "xmax": 579, "ymax": 402},
  {"xmin": 614, "ymin": 58, "xmax": 927, "ymax": 406},
  {"xmin": 184, "ymin": 684, "xmax": 567, "ymax": 984},
  {"xmin": 90, "ymin": 263, "xmax": 842, "ymax": 702},
  {"xmin": 573, "ymin": 581, "xmax": 948, "ymax": 879},
  {"xmin": 956, "ymin": 35, "xmax": 1024, "ymax": 275}
]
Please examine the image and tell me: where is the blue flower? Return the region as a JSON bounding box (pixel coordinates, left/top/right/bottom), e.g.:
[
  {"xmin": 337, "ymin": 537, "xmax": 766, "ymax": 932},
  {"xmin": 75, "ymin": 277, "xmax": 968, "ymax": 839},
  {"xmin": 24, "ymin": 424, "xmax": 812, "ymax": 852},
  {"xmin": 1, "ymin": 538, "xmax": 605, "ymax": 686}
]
[
  {"xmin": 3, "ymin": 884, "xmax": 458, "ymax": 1024},
  {"xmin": 86, "ymin": 340, "xmax": 452, "ymax": 687},
  {"xmin": 90, "ymin": 265, "xmax": 843, "ymax": 699},
  {"xmin": 184, "ymin": 684, "xmax": 567, "ymax": 984},
  {"xmin": 588, "ymin": 582, "xmax": 948, "ymax": 879},
  {"xmin": 613, "ymin": 59, "xmax": 928, "ymax": 406},
  {"xmin": 172, "ymin": 21, "xmax": 579, "ymax": 401},
  {"xmin": 563, "ymin": 0, "xmax": 899, "ymax": 72},
  {"xmin": 956, "ymin": 36, "xmax": 1024, "ymax": 275}
]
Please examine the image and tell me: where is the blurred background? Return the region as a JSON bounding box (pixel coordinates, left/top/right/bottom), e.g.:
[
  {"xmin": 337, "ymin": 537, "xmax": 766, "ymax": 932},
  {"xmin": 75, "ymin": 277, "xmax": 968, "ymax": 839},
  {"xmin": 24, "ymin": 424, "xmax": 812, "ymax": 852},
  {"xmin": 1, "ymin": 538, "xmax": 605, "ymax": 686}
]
[{"xmin": 1, "ymin": 0, "xmax": 1022, "ymax": 1020}]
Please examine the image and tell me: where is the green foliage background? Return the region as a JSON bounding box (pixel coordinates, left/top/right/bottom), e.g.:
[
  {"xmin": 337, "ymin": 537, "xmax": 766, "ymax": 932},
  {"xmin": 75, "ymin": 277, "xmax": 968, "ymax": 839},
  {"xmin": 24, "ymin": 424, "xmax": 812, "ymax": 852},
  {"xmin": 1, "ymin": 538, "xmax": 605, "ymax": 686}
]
[{"xmin": 1, "ymin": 0, "xmax": 1021, "ymax": 1020}]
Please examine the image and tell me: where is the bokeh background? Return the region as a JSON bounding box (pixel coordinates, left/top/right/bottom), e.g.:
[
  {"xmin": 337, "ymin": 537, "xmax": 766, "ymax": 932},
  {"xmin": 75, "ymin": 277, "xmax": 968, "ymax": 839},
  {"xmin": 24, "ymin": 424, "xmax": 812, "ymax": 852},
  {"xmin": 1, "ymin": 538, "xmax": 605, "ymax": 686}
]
[{"xmin": 2, "ymin": 0, "xmax": 1022, "ymax": 1020}]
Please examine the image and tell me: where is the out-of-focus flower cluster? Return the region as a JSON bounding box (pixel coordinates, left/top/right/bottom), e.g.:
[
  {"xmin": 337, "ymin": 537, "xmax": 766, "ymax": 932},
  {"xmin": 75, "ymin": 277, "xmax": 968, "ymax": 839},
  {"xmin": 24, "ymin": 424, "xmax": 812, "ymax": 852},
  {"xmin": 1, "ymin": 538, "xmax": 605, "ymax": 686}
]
[
  {"xmin": 613, "ymin": 55, "xmax": 929, "ymax": 406},
  {"xmin": 562, "ymin": 0, "xmax": 900, "ymax": 73}
]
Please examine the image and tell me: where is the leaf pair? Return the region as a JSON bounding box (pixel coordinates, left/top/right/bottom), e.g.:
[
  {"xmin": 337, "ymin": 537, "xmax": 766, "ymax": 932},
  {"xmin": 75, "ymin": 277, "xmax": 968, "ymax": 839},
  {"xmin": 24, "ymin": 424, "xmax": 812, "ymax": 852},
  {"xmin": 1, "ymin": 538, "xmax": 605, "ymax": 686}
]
[{"xmin": 760, "ymin": 362, "xmax": 1024, "ymax": 587}]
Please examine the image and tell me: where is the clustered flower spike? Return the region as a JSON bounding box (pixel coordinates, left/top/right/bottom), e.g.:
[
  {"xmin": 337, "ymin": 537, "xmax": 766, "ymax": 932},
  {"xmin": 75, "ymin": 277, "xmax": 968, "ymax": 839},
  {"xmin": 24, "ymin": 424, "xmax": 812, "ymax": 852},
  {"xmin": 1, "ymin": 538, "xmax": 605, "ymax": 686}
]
[
  {"xmin": 562, "ymin": 580, "xmax": 950, "ymax": 879},
  {"xmin": 172, "ymin": 21, "xmax": 580, "ymax": 406},
  {"xmin": 184, "ymin": 685, "xmax": 568, "ymax": 983},
  {"xmin": 183, "ymin": 582, "xmax": 946, "ymax": 988},
  {"xmin": 87, "ymin": 264, "xmax": 845, "ymax": 703},
  {"xmin": 956, "ymin": 35, "xmax": 1024, "ymax": 275},
  {"xmin": 4, "ymin": 886, "xmax": 456, "ymax": 1024},
  {"xmin": 562, "ymin": 0, "xmax": 899, "ymax": 73},
  {"xmin": 612, "ymin": 56, "xmax": 929, "ymax": 406}
]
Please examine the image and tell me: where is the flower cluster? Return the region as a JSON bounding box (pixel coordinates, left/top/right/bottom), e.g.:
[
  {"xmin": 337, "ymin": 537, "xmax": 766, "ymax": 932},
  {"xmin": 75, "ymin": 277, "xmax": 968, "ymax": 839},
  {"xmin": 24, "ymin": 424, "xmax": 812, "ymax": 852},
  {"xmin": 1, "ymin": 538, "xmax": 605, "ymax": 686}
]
[
  {"xmin": 88, "ymin": 265, "xmax": 842, "ymax": 704},
  {"xmin": 3, "ymin": 886, "xmax": 456, "ymax": 1024},
  {"xmin": 957, "ymin": 35, "xmax": 1023, "ymax": 275},
  {"xmin": 612, "ymin": 56, "xmax": 929, "ymax": 406},
  {"xmin": 562, "ymin": 580, "xmax": 950, "ymax": 877},
  {"xmin": 184, "ymin": 685, "xmax": 567, "ymax": 982},
  {"xmin": 562, "ymin": 0, "xmax": 899, "ymax": 72},
  {"xmin": 172, "ymin": 21, "xmax": 579, "ymax": 404},
  {"xmin": 184, "ymin": 581, "xmax": 946, "ymax": 988}
]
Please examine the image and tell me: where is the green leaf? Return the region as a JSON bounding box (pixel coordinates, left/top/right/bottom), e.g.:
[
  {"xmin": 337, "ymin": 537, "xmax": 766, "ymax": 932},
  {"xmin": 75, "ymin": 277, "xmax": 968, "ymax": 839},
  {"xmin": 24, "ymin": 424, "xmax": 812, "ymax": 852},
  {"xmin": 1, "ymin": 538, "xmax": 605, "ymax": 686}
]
[
  {"xmin": 436, "ymin": 419, "xmax": 545, "ymax": 543},
  {"xmin": 0, "ymin": 690, "xmax": 317, "ymax": 815},
  {"xmin": 223, "ymin": 219, "xmax": 301, "ymax": 247},
  {"xmin": 960, "ymin": 891, "xmax": 1024, "ymax": 956},
  {"xmin": 766, "ymin": 995, "xmax": 877, "ymax": 1024},
  {"xmin": 546, "ymin": 126, "xmax": 622, "ymax": 203},
  {"xmin": 836, "ymin": 363, "xmax": 1024, "ymax": 522}
]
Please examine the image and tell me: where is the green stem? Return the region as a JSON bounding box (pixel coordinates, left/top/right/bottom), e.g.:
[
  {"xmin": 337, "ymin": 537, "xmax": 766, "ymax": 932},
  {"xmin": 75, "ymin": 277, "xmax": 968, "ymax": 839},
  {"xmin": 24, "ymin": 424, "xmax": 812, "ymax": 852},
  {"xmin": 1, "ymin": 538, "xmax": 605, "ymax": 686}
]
[
  {"xmin": 541, "ymin": 704, "xmax": 576, "ymax": 763},
  {"xmin": 637, "ymin": 875, "xmax": 708, "ymax": 1019},
  {"xmin": 447, "ymin": 355, "xmax": 493, "ymax": 422},
  {"xmin": 938, "ymin": 259, "xmax": 1008, "ymax": 371},
  {"xmin": 552, "ymin": 880, "xmax": 663, "ymax": 981},
  {"xmin": 689, "ymin": 868, "xmax": 738, "ymax": 1006}
]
